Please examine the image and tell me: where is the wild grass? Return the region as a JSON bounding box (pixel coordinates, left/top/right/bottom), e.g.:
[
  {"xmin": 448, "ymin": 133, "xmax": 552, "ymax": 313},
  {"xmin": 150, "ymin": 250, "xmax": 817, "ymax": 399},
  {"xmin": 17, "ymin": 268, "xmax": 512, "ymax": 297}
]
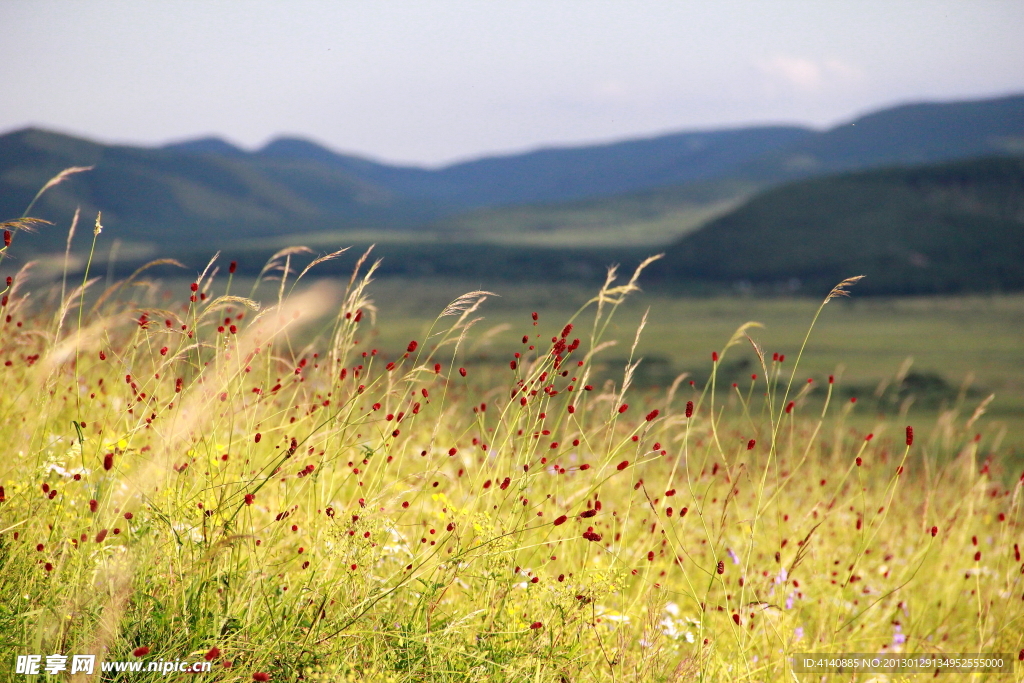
[{"xmin": 1, "ymin": 176, "xmax": 1022, "ymax": 682}]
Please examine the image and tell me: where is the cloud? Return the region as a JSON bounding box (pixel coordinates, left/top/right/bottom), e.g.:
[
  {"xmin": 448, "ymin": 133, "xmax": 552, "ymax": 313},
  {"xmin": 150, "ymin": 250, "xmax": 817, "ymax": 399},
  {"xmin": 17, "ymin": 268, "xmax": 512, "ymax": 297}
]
[{"xmin": 756, "ymin": 54, "xmax": 865, "ymax": 92}]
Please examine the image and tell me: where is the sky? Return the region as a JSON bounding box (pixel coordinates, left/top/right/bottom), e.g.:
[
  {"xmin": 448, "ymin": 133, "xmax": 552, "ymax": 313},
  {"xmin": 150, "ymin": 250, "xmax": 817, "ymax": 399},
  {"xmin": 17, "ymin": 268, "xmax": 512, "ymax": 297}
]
[{"xmin": 2, "ymin": 0, "xmax": 1023, "ymax": 167}]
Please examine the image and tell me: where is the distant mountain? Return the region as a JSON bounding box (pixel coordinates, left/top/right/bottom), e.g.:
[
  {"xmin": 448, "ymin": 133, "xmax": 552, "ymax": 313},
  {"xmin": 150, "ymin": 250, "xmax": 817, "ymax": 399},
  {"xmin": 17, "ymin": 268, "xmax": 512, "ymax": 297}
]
[
  {"xmin": 0, "ymin": 128, "xmax": 437, "ymax": 250},
  {"xmin": 162, "ymin": 137, "xmax": 248, "ymax": 157},
  {"xmin": 737, "ymin": 94, "xmax": 1024, "ymax": 181},
  {"xmin": 655, "ymin": 155, "xmax": 1024, "ymax": 294},
  {"xmin": 256, "ymin": 126, "xmax": 812, "ymax": 208},
  {"xmin": 1, "ymin": 93, "xmax": 1022, "ymax": 254}
]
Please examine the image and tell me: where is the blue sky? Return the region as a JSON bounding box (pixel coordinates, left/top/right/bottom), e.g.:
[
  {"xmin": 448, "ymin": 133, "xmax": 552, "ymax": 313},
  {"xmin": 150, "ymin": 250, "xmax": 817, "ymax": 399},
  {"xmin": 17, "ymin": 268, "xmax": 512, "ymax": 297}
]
[{"xmin": 3, "ymin": 0, "xmax": 1023, "ymax": 165}]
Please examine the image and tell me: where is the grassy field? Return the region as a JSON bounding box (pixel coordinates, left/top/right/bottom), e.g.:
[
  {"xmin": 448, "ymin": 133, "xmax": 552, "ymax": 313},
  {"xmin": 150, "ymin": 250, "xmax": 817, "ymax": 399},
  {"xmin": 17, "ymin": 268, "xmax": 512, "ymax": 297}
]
[
  {"xmin": 1, "ymin": 242, "xmax": 1022, "ymax": 681},
  {"xmin": 358, "ymin": 279, "xmax": 1024, "ymax": 439}
]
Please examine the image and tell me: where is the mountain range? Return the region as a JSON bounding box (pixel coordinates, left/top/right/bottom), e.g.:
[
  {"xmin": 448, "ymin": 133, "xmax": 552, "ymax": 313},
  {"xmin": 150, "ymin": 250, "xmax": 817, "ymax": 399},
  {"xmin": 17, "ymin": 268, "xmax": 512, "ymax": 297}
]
[
  {"xmin": 1, "ymin": 93, "xmax": 1023, "ymax": 293},
  {"xmin": 2, "ymin": 94, "xmax": 1022, "ymax": 249}
]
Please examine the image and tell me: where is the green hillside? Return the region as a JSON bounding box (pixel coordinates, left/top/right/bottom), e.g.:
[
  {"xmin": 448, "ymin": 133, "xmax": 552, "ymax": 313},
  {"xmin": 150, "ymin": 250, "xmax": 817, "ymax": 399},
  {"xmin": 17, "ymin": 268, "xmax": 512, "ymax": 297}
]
[
  {"xmin": 655, "ymin": 155, "xmax": 1024, "ymax": 294},
  {"xmin": 0, "ymin": 129, "xmax": 436, "ymax": 251},
  {"xmin": 422, "ymin": 178, "xmax": 757, "ymax": 246}
]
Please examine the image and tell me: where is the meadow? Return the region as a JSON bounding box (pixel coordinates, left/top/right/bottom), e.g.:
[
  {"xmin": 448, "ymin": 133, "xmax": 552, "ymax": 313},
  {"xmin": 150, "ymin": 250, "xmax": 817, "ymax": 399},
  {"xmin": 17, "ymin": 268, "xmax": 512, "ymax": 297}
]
[{"xmin": 1, "ymin": 204, "xmax": 1023, "ymax": 680}]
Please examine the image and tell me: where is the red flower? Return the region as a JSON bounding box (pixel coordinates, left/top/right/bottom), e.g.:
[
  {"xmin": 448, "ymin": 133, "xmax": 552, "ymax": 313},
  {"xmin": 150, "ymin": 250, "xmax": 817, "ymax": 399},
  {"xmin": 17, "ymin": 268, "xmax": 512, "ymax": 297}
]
[
  {"xmin": 746, "ymin": 439, "xmax": 755, "ymax": 450},
  {"xmin": 253, "ymin": 674, "xmax": 271, "ymax": 682},
  {"xmin": 133, "ymin": 646, "xmax": 150, "ymax": 657},
  {"xmin": 616, "ymin": 460, "xmax": 629, "ymax": 471},
  {"xmin": 459, "ymin": 367, "xmax": 467, "ymax": 377},
  {"xmin": 553, "ymin": 515, "xmax": 567, "ymax": 526},
  {"xmin": 717, "ymin": 560, "xmax": 724, "ymax": 574},
  {"xmin": 582, "ymin": 531, "xmax": 602, "ymax": 542},
  {"xmin": 530, "ymin": 621, "xmax": 543, "ymax": 629},
  {"xmin": 930, "ymin": 526, "xmax": 937, "ymax": 537},
  {"xmin": 711, "ymin": 351, "xmax": 718, "ymax": 362},
  {"xmin": 646, "ymin": 409, "xmax": 659, "ymax": 421},
  {"xmin": 204, "ymin": 647, "xmax": 221, "ymax": 661},
  {"xmin": 618, "ymin": 404, "xmax": 628, "ymax": 414},
  {"xmin": 906, "ymin": 426, "xmax": 914, "ymax": 446},
  {"xmin": 448, "ymin": 447, "xmax": 457, "ymax": 456},
  {"xmin": 103, "ymin": 453, "xmax": 114, "ymax": 470},
  {"xmin": 685, "ymin": 401, "xmax": 693, "ymax": 418},
  {"xmin": 407, "ymin": 340, "xmax": 418, "ymax": 353}
]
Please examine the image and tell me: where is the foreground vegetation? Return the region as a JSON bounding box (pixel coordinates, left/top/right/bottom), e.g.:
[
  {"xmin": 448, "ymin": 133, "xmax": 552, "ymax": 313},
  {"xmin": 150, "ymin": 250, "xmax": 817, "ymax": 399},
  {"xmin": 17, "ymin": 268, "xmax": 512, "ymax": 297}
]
[{"xmin": 1, "ymin": 218, "xmax": 1022, "ymax": 681}]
